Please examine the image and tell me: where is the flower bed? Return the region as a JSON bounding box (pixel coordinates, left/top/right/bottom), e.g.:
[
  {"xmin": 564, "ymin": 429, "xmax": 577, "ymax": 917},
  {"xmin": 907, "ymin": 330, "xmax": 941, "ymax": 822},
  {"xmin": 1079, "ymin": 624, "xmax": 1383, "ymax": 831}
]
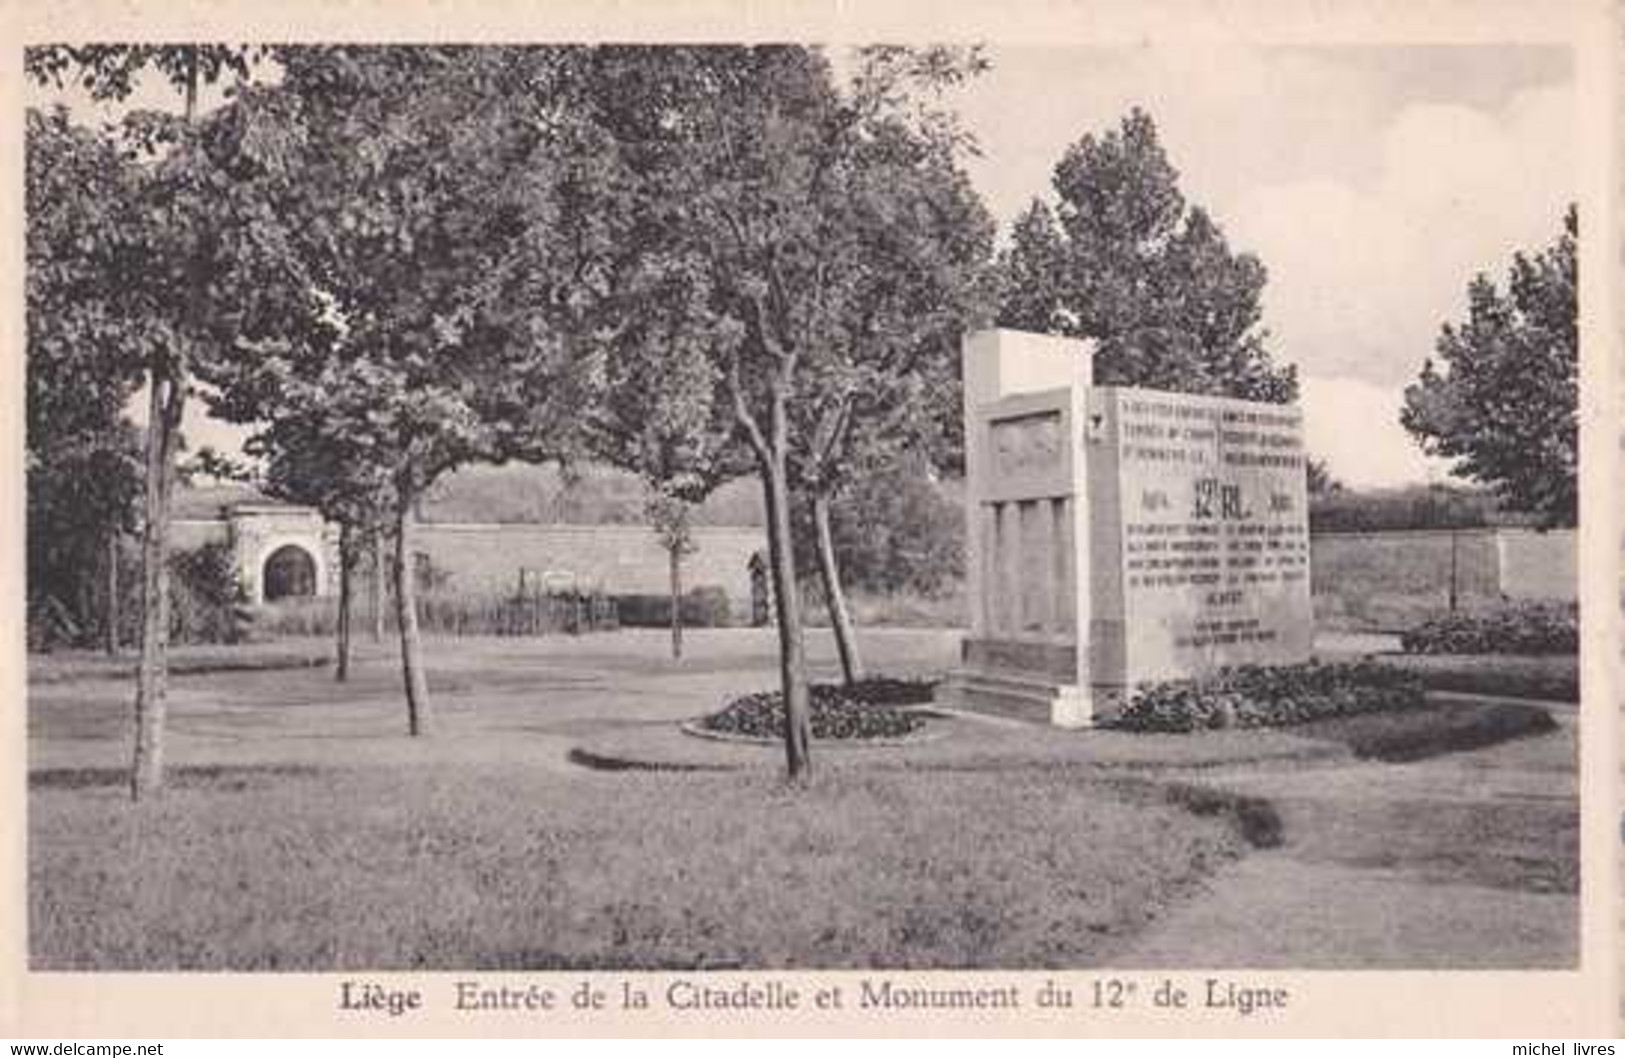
[
  {"xmin": 695, "ymin": 678, "xmax": 934, "ymax": 742},
  {"xmin": 1114, "ymin": 661, "xmax": 1426, "ymax": 733},
  {"xmin": 1399, "ymin": 602, "xmax": 1577, "ymax": 656}
]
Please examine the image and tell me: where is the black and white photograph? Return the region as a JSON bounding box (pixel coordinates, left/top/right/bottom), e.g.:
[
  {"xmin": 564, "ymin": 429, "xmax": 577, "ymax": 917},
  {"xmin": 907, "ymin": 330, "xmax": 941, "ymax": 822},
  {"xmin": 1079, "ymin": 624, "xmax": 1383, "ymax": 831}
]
[{"xmin": 12, "ymin": 7, "xmax": 1596, "ymax": 1033}]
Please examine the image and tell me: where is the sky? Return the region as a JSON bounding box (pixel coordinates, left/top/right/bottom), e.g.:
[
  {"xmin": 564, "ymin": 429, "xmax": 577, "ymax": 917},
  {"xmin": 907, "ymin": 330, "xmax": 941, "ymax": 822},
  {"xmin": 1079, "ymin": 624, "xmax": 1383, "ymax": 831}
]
[
  {"xmin": 37, "ymin": 43, "xmax": 1575, "ymax": 490},
  {"xmin": 948, "ymin": 43, "xmax": 1575, "ymax": 488}
]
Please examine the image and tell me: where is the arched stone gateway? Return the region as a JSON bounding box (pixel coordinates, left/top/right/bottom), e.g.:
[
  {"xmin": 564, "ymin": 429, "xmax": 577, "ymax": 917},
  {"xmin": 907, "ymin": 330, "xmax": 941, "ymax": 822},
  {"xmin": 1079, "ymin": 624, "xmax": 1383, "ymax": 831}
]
[
  {"xmin": 223, "ymin": 503, "xmax": 332, "ymax": 604},
  {"xmin": 187, "ymin": 497, "xmax": 763, "ymax": 609},
  {"xmin": 263, "ymin": 543, "xmax": 319, "ymax": 601}
]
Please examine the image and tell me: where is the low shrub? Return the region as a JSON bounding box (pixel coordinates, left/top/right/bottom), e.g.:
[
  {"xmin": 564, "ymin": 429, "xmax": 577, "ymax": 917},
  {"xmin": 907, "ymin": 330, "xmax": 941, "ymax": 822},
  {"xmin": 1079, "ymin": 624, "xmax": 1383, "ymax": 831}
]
[
  {"xmin": 1114, "ymin": 661, "xmax": 1426, "ymax": 734},
  {"xmin": 1380, "ymin": 653, "xmax": 1579, "ymax": 703},
  {"xmin": 1400, "ymin": 602, "xmax": 1578, "ymax": 656},
  {"xmin": 245, "ymin": 598, "xmax": 337, "ymax": 639},
  {"xmin": 169, "ymin": 542, "xmax": 247, "ymax": 644},
  {"xmin": 697, "ymin": 678, "xmax": 934, "ymax": 742},
  {"xmin": 616, "ymin": 586, "xmax": 732, "ymax": 628}
]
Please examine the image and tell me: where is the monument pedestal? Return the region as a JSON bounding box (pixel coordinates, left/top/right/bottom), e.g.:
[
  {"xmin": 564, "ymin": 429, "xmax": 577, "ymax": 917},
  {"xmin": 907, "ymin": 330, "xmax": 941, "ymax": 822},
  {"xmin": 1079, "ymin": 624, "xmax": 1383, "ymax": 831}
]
[
  {"xmin": 936, "ymin": 636, "xmax": 1098, "ymax": 728},
  {"xmin": 937, "ymin": 329, "xmax": 1312, "ymax": 728},
  {"xmin": 936, "ymin": 667, "xmax": 1095, "ymax": 728}
]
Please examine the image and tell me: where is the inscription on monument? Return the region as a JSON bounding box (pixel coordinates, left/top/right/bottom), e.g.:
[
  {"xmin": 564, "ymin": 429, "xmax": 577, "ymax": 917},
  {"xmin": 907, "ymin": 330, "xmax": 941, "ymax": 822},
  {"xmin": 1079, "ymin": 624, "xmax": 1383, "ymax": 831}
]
[
  {"xmin": 1103, "ymin": 389, "xmax": 1311, "ymax": 679},
  {"xmin": 942, "ymin": 329, "xmax": 1313, "ymax": 727}
]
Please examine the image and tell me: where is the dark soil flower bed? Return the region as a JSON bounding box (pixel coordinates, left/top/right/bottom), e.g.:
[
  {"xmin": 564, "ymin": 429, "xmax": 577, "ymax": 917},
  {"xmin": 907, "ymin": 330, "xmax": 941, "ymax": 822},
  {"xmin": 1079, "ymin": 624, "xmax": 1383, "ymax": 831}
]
[
  {"xmin": 696, "ymin": 678, "xmax": 935, "ymax": 742},
  {"xmin": 1114, "ymin": 661, "xmax": 1426, "ymax": 733}
]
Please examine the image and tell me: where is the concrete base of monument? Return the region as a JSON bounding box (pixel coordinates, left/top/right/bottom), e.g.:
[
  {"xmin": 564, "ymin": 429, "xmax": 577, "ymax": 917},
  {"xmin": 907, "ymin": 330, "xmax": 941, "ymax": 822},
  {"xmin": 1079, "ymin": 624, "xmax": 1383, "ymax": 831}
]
[
  {"xmin": 934, "ymin": 670, "xmax": 1126, "ymax": 728},
  {"xmin": 939, "ymin": 637, "xmax": 1128, "ymax": 727}
]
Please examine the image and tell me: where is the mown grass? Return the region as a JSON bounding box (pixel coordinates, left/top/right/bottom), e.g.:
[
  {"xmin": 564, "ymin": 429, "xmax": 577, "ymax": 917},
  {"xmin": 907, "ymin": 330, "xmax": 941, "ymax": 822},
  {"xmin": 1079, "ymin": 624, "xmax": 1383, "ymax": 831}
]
[
  {"xmin": 30, "ymin": 763, "xmax": 1243, "ymax": 971},
  {"xmin": 1279, "ymin": 793, "xmax": 1578, "ymax": 896}
]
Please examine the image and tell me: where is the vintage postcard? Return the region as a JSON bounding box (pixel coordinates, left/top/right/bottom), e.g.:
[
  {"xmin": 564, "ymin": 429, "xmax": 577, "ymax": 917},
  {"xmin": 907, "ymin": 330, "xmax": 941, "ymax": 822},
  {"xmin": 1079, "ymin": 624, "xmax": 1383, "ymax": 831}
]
[{"xmin": 1, "ymin": 0, "xmax": 1618, "ymax": 1039}]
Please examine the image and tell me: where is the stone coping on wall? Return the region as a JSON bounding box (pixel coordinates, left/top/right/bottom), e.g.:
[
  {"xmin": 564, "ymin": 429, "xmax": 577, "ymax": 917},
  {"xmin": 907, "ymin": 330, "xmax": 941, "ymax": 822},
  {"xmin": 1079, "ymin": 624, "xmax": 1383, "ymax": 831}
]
[{"xmin": 1309, "ymin": 526, "xmax": 1566, "ymax": 538}]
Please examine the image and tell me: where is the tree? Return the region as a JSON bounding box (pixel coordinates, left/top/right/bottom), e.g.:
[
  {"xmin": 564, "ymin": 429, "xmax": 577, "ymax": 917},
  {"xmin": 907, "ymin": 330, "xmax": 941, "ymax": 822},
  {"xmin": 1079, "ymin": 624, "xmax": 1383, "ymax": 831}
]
[
  {"xmin": 997, "ymin": 107, "xmax": 1296, "ymax": 403},
  {"xmin": 589, "ymin": 46, "xmax": 991, "ymax": 778},
  {"xmin": 646, "ymin": 491, "xmax": 699, "ymax": 658},
  {"xmin": 797, "ymin": 455, "xmax": 965, "ymax": 597},
  {"xmin": 248, "ymin": 413, "xmax": 394, "ymax": 681},
  {"xmin": 27, "ymin": 46, "xmax": 265, "ymax": 798},
  {"xmin": 785, "ymin": 61, "xmax": 997, "ymax": 685},
  {"xmin": 24, "ymin": 109, "xmax": 147, "ymax": 655},
  {"xmin": 1306, "ymin": 457, "xmax": 1343, "ymax": 500},
  {"xmin": 1400, "ymin": 206, "xmax": 1578, "ymax": 528},
  {"xmin": 25, "ymin": 425, "xmax": 143, "ymax": 653},
  {"xmin": 200, "ymin": 47, "xmax": 612, "ymax": 734},
  {"xmin": 584, "ymin": 206, "xmax": 753, "ymax": 661}
]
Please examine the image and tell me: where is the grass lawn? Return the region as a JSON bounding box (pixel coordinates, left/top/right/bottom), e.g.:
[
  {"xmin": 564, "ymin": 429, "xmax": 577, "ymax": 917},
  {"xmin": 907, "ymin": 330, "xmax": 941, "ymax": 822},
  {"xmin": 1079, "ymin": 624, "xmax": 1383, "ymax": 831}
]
[
  {"xmin": 30, "ymin": 762, "xmax": 1243, "ymax": 971},
  {"xmin": 27, "ymin": 628, "xmax": 1576, "ymax": 971},
  {"xmin": 28, "ymin": 641, "xmax": 333, "ymax": 684}
]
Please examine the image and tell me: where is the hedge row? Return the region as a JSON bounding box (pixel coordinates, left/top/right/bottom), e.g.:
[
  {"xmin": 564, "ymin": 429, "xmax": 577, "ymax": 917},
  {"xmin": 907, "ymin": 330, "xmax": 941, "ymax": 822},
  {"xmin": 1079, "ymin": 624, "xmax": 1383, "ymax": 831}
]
[
  {"xmin": 1399, "ymin": 602, "xmax": 1577, "ymax": 656},
  {"xmin": 1114, "ymin": 661, "xmax": 1427, "ymax": 733},
  {"xmin": 616, "ymin": 586, "xmax": 733, "ymax": 628}
]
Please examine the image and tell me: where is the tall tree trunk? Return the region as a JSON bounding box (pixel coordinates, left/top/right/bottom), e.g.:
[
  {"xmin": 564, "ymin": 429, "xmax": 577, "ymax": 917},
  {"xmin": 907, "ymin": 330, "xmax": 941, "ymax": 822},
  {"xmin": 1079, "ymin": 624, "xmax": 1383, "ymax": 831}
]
[
  {"xmin": 103, "ymin": 527, "xmax": 119, "ymax": 656},
  {"xmin": 370, "ymin": 526, "xmax": 385, "ymax": 642},
  {"xmin": 335, "ymin": 522, "xmax": 353, "ymax": 682},
  {"xmin": 129, "ymin": 49, "xmax": 198, "ymax": 802},
  {"xmin": 760, "ymin": 413, "xmax": 811, "ymax": 781},
  {"xmin": 668, "ymin": 545, "xmax": 684, "ymax": 659},
  {"xmin": 811, "ymin": 491, "xmax": 862, "ymax": 687},
  {"xmin": 130, "ymin": 369, "xmax": 183, "ymax": 800},
  {"xmin": 391, "ymin": 502, "xmax": 431, "ymax": 736}
]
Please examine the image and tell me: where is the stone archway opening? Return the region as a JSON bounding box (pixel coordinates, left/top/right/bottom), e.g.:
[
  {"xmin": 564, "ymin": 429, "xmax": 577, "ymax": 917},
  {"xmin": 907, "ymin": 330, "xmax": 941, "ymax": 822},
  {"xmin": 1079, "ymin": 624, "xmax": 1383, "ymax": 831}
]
[{"xmin": 263, "ymin": 543, "xmax": 318, "ymax": 601}]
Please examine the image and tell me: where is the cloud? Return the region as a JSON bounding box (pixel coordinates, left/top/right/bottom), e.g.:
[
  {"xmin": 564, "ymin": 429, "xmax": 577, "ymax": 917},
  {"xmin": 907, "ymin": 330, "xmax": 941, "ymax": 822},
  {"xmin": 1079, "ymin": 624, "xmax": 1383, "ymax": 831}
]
[
  {"xmin": 1231, "ymin": 81, "xmax": 1573, "ymax": 393},
  {"xmin": 956, "ymin": 44, "xmax": 1571, "ymax": 486},
  {"xmin": 1299, "ymin": 374, "xmax": 1451, "ymax": 489}
]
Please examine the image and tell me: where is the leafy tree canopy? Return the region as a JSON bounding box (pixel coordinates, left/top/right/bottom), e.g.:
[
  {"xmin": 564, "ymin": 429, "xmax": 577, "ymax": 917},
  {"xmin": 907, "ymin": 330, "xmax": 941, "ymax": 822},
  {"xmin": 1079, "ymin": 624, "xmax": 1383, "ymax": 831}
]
[
  {"xmin": 199, "ymin": 46, "xmax": 616, "ymax": 503},
  {"xmin": 997, "ymin": 107, "xmax": 1296, "ymax": 404},
  {"xmin": 1400, "ymin": 206, "xmax": 1578, "ymax": 527}
]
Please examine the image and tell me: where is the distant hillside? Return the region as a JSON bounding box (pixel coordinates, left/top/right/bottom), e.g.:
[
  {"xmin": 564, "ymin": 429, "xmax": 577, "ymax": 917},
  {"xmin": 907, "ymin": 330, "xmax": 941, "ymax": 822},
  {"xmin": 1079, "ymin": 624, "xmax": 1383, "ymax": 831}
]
[
  {"xmin": 420, "ymin": 463, "xmax": 765, "ymax": 526},
  {"xmin": 173, "ymin": 485, "xmax": 297, "ymax": 520},
  {"xmin": 173, "ymin": 463, "xmax": 765, "ymax": 527}
]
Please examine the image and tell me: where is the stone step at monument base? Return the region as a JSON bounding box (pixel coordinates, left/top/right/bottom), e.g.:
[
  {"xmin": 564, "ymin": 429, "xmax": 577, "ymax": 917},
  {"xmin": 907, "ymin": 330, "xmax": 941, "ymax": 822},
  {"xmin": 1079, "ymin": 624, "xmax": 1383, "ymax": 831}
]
[{"xmin": 934, "ymin": 669, "xmax": 1097, "ymax": 728}]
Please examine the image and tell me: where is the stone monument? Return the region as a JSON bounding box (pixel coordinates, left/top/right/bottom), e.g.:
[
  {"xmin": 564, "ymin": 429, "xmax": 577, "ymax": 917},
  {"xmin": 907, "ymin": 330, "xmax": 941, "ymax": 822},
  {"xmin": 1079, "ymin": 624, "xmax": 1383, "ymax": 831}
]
[{"xmin": 937, "ymin": 328, "xmax": 1313, "ymax": 727}]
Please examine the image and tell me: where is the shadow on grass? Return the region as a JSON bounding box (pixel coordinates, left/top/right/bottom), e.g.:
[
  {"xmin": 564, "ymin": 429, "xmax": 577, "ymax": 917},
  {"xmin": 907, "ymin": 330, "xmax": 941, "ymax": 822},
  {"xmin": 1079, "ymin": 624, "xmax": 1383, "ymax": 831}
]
[
  {"xmin": 30, "ymin": 763, "xmax": 322, "ymax": 792},
  {"xmin": 1378, "ymin": 653, "xmax": 1578, "ymax": 703},
  {"xmin": 566, "ymin": 746, "xmax": 739, "ymax": 773},
  {"xmin": 1159, "ymin": 782, "xmax": 1285, "ymax": 850},
  {"xmin": 1298, "ymin": 702, "xmax": 1557, "ymax": 763}
]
